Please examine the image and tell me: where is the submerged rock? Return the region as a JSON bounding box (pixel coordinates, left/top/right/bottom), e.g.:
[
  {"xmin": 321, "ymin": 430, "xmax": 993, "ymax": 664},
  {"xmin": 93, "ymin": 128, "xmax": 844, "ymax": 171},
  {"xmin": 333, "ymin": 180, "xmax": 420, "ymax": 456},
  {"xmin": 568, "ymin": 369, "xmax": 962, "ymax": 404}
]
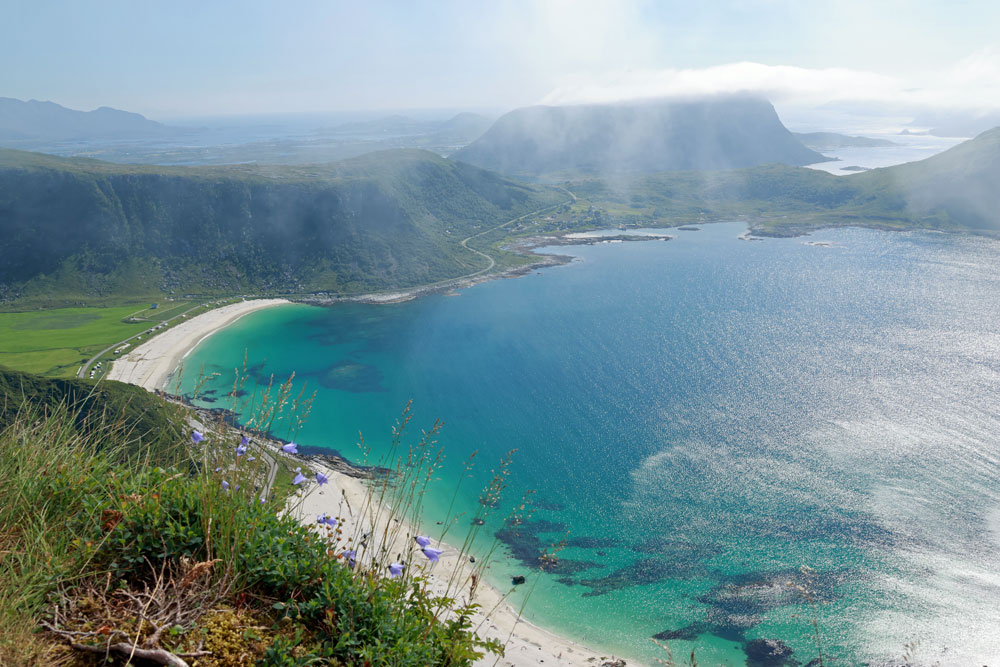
[
  {"xmin": 744, "ymin": 638, "xmax": 798, "ymax": 667},
  {"xmin": 512, "ymin": 575, "xmax": 526, "ymax": 585}
]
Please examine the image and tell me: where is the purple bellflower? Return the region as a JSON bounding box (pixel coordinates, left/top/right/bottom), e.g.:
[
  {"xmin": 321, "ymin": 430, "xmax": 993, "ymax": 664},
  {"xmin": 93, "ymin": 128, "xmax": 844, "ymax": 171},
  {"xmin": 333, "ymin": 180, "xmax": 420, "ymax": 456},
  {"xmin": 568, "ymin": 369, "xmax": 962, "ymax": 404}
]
[
  {"xmin": 282, "ymin": 442, "xmax": 298, "ymax": 454},
  {"xmin": 292, "ymin": 472, "xmax": 307, "ymax": 485},
  {"xmin": 415, "ymin": 535, "xmax": 431, "ymax": 548},
  {"xmin": 316, "ymin": 472, "xmax": 329, "ymax": 486},
  {"xmin": 192, "ymin": 430, "xmax": 204, "ymax": 443},
  {"xmin": 388, "ymin": 562, "xmax": 404, "ymax": 577},
  {"xmin": 422, "ymin": 547, "xmax": 443, "ymax": 563}
]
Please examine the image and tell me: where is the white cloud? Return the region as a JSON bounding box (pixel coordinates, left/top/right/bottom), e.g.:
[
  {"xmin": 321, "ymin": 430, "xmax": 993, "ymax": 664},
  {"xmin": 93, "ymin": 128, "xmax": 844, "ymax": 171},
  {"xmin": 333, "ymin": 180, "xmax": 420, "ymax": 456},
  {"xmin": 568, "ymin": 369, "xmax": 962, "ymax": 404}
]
[{"xmin": 540, "ymin": 51, "xmax": 1000, "ymax": 113}]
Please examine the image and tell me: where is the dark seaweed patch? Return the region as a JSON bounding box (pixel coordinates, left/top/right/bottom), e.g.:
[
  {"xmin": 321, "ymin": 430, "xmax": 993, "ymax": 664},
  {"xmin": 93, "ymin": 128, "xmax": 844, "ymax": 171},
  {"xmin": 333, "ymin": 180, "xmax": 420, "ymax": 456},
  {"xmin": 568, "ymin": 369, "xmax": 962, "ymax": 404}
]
[
  {"xmin": 564, "ymin": 536, "xmax": 622, "ymax": 549},
  {"xmin": 495, "ymin": 519, "xmax": 598, "ymax": 576},
  {"xmin": 578, "ymin": 558, "xmax": 694, "ymax": 597},
  {"xmin": 529, "ymin": 498, "xmax": 565, "ymax": 512},
  {"xmin": 306, "ymin": 360, "xmax": 385, "ymax": 393}
]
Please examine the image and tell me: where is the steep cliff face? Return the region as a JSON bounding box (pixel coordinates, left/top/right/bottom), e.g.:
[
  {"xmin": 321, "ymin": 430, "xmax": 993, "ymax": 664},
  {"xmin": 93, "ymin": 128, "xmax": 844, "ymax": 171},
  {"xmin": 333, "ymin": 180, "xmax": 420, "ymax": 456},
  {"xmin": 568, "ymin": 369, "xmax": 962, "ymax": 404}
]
[
  {"xmin": 0, "ymin": 149, "xmax": 561, "ymax": 298},
  {"xmin": 453, "ymin": 95, "xmax": 826, "ymax": 176}
]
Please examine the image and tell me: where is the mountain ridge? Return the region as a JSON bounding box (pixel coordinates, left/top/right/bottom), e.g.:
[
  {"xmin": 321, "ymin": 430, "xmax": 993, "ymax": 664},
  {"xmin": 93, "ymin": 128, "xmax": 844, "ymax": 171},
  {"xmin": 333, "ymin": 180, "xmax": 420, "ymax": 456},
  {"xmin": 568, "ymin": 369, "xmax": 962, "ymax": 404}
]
[
  {"xmin": 0, "ymin": 97, "xmax": 173, "ymax": 142},
  {"xmin": 0, "ymin": 148, "xmax": 563, "ymax": 301}
]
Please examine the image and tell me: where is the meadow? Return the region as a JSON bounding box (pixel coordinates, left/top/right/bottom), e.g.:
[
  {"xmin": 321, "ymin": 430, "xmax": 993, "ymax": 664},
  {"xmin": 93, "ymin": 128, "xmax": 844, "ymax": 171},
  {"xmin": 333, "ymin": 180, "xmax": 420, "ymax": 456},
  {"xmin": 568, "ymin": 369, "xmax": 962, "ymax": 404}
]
[{"xmin": 0, "ymin": 299, "xmax": 203, "ymax": 377}]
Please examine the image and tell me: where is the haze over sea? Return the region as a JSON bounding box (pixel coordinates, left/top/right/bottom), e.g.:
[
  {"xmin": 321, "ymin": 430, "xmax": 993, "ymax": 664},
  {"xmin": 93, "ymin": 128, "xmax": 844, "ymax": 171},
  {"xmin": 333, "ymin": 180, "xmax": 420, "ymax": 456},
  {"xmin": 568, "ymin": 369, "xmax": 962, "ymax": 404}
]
[{"xmin": 181, "ymin": 222, "xmax": 1000, "ymax": 666}]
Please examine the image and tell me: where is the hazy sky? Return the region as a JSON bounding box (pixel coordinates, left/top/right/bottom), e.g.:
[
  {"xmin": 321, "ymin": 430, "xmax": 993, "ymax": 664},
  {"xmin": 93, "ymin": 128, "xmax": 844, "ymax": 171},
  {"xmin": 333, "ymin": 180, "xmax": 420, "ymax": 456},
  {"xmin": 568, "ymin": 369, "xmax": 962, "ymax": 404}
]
[{"xmin": 3, "ymin": 0, "xmax": 1000, "ymax": 118}]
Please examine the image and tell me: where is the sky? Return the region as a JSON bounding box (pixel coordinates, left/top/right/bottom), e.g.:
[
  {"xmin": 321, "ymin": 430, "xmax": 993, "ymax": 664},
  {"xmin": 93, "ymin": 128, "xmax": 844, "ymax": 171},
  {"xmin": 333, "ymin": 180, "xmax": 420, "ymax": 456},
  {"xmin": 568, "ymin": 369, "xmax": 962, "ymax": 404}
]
[{"xmin": 3, "ymin": 0, "xmax": 1000, "ymax": 119}]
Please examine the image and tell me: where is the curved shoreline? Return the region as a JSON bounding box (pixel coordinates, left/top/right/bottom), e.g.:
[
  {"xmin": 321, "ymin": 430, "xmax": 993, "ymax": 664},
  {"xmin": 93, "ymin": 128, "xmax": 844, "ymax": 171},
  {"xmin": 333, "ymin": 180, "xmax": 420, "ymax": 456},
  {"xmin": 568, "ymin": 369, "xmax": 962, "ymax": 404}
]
[
  {"xmin": 107, "ymin": 297, "xmax": 628, "ymax": 667},
  {"xmin": 106, "ymin": 298, "xmax": 291, "ymax": 390}
]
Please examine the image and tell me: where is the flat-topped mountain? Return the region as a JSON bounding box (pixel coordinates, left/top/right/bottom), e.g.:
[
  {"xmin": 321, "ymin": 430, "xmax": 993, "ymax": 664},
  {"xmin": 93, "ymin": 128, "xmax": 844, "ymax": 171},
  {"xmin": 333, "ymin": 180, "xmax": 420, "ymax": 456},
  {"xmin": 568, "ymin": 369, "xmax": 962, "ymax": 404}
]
[
  {"xmin": 0, "ymin": 148, "xmax": 562, "ymax": 301},
  {"xmin": 452, "ymin": 95, "xmax": 827, "ymax": 176},
  {"xmin": 0, "ymin": 97, "xmax": 173, "ymax": 142}
]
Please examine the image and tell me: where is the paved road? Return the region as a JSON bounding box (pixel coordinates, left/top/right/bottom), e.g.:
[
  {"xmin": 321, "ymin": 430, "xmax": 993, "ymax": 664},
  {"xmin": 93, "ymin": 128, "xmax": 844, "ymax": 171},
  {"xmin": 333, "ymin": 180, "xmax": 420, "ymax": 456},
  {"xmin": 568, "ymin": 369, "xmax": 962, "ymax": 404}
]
[{"xmin": 457, "ymin": 190, "xmax": 575, "ymax": 278}]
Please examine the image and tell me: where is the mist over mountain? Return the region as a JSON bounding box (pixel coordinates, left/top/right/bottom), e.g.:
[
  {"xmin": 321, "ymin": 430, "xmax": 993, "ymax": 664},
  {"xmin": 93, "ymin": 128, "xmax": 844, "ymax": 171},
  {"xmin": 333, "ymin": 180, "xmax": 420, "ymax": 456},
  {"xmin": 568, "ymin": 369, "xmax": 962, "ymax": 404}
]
[
  {"xmin": 0, "ymin": 97, "xmax": 175, "ymax": 143},
  {"xmin": 855, "ymin": 126, "xmax": 1000, "ymax": 231},
  {"xmin": 453, "ymin": 95, "xmax": 827, "ymax": 177},
  {"xmin": 0, "ymin": 148, "xmax": 561, "ymax": 301}
]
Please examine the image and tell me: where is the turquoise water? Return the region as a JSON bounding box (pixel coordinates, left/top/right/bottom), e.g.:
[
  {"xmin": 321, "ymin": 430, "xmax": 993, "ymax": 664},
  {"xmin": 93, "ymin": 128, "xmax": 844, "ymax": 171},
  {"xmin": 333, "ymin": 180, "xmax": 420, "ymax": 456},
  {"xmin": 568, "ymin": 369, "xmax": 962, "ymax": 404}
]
[{"xmin": 180, "ymin": 223, "xmax": 1000, "ymax": 666}]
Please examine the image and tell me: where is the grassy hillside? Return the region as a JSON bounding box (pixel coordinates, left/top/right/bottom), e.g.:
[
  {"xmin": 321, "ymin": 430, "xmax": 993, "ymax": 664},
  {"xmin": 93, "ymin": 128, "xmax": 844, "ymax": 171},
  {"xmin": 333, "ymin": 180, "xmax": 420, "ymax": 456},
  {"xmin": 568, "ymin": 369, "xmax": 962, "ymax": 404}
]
[
  {"xmin": 0, "ymin": 366, "xmax": 185, "ymax": 454},
  {"xmin": 560, "ymin": 128, "xmax": 1000, "ymax": 236},
  {"xmin": 0, "ymin": 148, "xmax": 564, "ymax": 302}
]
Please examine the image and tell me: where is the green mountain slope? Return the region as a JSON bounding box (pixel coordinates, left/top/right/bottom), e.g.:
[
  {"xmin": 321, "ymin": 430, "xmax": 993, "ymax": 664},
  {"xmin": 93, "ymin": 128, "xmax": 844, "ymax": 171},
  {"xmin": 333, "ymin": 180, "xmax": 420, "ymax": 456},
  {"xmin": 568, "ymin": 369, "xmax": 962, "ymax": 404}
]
[
  {"xmin": 0, "ymin": 148, "xmax": 563, "ymax": 301},
  {"xmin": 453, "ymin": 95, "xmax": 827, "ymax": 177},
  {"xmin": 851, "ymin": 127, "xmax": 1000, "ymax": 231},
  {"xmin": 570, "ymin": 127, "xmax": 1000, "ymax": 235}
]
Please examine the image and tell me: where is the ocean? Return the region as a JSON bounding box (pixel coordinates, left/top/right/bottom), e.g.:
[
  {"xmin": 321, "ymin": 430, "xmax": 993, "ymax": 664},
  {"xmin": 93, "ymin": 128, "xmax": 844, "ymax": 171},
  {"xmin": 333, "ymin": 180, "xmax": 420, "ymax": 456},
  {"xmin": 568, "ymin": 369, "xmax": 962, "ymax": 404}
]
[{"xmin": 180, "ymin": 222, "xmax": 1000, "ymax": 666}]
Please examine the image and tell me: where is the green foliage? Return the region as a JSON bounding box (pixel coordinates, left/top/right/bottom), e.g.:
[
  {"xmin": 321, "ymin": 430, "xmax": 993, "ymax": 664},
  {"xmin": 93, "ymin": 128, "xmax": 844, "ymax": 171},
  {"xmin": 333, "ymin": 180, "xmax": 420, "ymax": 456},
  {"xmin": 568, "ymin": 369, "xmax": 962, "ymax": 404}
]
[
  {"xmin": 0, "ymin": 148, "xmax": 564, "ymax": 302},
  {"xmin": 0, "ymin": 366, "xmax": 184, "ymax": 455},
  {"xmin": 0, "ymin": 379, "xmax": 498, "ymax": 666},
  {"xmin": 0, "ymin": 304, "xmax": 152, "ymax": 375}
]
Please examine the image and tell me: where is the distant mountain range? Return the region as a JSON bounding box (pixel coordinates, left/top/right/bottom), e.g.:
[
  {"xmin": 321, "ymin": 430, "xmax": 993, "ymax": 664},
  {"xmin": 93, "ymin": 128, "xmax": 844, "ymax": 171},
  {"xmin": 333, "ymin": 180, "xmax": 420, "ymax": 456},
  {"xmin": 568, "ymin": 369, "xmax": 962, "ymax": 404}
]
[
  {"xmin": 453, "ymin": 95, "xmax": 828, "ymax": 176},
  {"xmin": 792, "ymin": 132, "xmax": 898, "ymax": 150},
  {"xmin": 0, "ymin": 97, "xmax": 173, "ymax": 142}
]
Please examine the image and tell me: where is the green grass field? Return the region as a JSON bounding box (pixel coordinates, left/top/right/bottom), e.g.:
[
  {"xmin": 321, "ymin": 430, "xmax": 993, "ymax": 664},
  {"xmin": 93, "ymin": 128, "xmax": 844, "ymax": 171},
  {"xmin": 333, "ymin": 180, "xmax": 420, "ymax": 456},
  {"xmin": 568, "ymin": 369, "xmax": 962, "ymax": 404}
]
[{"xmin": 0, "ymin": 300, "xmax": 200, "ymax": 377}]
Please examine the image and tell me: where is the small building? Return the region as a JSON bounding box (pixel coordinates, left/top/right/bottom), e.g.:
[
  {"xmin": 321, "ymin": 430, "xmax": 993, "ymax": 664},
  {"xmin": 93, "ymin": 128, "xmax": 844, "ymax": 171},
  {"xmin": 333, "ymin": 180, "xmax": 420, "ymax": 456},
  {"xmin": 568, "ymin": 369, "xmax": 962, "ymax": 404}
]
[{"xmin": 150, "ymin": 303, "xmax": 158, "ymax": 309}]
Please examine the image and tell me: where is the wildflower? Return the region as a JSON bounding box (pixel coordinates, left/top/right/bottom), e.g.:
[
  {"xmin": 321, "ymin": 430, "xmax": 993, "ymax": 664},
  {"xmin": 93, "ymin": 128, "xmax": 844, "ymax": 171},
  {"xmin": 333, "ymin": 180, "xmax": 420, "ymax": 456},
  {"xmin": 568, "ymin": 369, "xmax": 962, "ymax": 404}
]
[
  {"xmin": 292, "ymin": 472, "xmax": 307, "ymax": 485},
  {"xmin": 221, "ymin": 480, "xmax": 230, "ymax": 490},
  {"xmin": 240, "ymin": 435, "xmax": 250, "ymax": 446},
  {"xmin": 282, "ymin": 442, "xmax": 298, "ymax": 454},
  {"xmin": 214, "ymin": 467, "xmax": 222, "ymax": 472},
  {"xmin": 422, "ymin": 547, "xmax": 443, "ymax": 563},
  {"xmin": 192, "ymin": 430, "xmax": 204, "ymax": 443},
  {"xmin": 415, "ymin": 535, "xmax": 431, "ymax": 548},
  {"xmin": 248, "ymin": 455, "xmax": 256, "ymax": 462},
  {"xmin": 317, "ymin": 513, "xmax": 337, "ymax": 528},
  {"xmin": 316, "ymin": 472, "xmax": 329, "ymax": 486},
  {"xmin": 236, "ymin": 443, "xmax": 247, "ymax": 457},
  {"xmin": 388, "ymin": 562, "xmax": 404, "ymax": 577},
  {"xmin": 342, "ymin": 549, "xmax": 356, "ymax": 567}
]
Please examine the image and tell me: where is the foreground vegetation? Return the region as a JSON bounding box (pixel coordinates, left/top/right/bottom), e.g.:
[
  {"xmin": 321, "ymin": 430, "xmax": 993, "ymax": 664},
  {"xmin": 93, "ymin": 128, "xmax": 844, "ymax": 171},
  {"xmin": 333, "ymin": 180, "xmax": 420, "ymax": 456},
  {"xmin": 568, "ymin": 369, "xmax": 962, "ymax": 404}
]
[{"xmin": 0, "ymin": 389, "xmax": 502, "ymax": 666}]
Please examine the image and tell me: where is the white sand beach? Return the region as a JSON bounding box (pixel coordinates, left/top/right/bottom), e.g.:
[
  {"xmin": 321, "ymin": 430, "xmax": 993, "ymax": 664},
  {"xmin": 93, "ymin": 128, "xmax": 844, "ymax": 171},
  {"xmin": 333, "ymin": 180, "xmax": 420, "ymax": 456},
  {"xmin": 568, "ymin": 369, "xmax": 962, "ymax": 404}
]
[
  {"xmin": 108, "ymin": 299, "xmax": 625, "ymax": 667},
  {"xmin": 107, "ymin": 298, "xmax": 290, "ymax": 391}
]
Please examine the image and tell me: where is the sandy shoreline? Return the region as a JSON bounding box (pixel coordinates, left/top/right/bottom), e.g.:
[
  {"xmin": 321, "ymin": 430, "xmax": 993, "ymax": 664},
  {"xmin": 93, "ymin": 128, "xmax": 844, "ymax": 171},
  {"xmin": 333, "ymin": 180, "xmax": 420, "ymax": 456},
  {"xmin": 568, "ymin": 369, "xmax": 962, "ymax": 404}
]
[
  {"xmin": 291, "ymin": 459, "xmax": 615, "ymax": 667},
  {"xmin": 107, "ymin": 298, "xmax": 291, "ymax": 391},
  {"xmin": 108, "ymin": 298, "xmax": 626, "ymax": 667}
]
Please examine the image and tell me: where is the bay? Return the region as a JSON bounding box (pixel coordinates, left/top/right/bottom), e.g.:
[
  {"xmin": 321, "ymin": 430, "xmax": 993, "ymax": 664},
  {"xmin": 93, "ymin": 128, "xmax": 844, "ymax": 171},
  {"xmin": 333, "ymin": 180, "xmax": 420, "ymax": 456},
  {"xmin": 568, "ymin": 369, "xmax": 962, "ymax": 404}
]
[{"xmin": 181, "ymin": 222, "xmax": 1000, "ymax": 665}]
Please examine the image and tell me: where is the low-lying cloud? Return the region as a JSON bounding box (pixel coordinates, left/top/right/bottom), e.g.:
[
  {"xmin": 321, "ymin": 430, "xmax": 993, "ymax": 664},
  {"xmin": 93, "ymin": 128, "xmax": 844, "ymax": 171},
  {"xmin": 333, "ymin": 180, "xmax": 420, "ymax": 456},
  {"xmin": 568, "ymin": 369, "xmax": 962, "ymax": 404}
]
[{"xmin": 541, "ymin": 49, "xmax": 1000, "ymax": 113}]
